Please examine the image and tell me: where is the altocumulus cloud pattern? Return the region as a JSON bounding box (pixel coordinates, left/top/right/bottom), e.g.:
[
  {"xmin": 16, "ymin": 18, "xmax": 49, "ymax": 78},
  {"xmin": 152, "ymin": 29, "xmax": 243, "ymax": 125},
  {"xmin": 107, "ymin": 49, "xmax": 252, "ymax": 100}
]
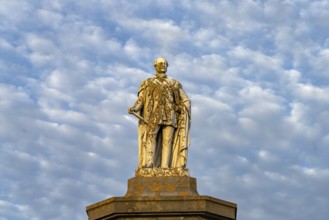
[{"xmin": 0, "ymin": 0, "xmax": 329, "ymax": 219}]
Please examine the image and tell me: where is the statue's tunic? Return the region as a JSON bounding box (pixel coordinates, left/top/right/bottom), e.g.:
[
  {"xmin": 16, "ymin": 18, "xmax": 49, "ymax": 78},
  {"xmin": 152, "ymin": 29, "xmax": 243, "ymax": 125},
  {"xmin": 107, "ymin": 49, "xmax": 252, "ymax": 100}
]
[{"xmin": 132, "ymin": 74, "xmax": 191, "ymax": 169}]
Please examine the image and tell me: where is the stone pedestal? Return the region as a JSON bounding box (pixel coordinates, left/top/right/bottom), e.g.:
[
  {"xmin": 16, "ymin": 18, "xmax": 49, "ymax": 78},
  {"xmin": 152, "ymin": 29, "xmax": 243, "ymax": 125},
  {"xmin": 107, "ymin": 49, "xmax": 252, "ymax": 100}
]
[
  {"xmin": 125, "ymin": 176, "xmax": 198, "ymax": 197},
  {"xmin": 86, "ymin": 176, "xmax": 237, "ymax": 220}
]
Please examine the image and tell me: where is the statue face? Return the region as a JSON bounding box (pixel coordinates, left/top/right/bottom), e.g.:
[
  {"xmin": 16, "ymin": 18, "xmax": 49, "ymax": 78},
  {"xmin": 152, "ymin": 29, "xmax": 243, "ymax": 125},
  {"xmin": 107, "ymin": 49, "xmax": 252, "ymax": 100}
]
[{"xmin": 154, "ymin": 58, "xmax": 168, "ymax": 74}]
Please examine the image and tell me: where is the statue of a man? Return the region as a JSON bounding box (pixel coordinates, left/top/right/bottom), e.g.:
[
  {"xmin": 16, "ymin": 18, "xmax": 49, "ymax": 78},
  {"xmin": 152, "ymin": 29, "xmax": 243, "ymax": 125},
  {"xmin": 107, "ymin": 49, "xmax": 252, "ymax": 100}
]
[{"xmin": 128, "ymin": 57, "xmax": 191, "ymax": 171}]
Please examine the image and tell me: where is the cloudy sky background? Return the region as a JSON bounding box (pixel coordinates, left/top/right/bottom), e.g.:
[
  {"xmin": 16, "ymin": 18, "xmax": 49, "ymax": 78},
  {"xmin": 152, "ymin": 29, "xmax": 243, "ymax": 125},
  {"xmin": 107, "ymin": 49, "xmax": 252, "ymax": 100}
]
[{"xmin": 1, "ymin": 0, "xmax": 329, "ymax": 219}]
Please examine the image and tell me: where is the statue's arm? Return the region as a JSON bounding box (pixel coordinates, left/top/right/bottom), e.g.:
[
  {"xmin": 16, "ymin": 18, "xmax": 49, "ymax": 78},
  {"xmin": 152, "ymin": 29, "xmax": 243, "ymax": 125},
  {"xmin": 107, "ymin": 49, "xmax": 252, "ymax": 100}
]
[
  {"xmin": 128, "ymin": 81, "xmax": 147, "ymax": 113},
  {"xmin": 176, "ymin": 81, "xmax": 191, "ymax": 116},
  {"xmin": 180, "ymin": 88, "xmax": 190, "ymax": 106}
]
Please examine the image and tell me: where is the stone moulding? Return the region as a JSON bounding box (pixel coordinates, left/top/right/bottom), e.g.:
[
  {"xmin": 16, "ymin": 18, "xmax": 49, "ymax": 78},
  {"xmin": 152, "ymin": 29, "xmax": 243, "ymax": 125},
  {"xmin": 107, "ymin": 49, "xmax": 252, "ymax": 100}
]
[
  {"xmin": 86, "ymin": 195, "xmax": 237, "ymax": 220},
  {"xmin": 86, "ymin": 176, "xmax": 237, "ymax": 220},
  {"xmin": 135, "ymin": 167, "xmax": 190, "ymax": 177}
]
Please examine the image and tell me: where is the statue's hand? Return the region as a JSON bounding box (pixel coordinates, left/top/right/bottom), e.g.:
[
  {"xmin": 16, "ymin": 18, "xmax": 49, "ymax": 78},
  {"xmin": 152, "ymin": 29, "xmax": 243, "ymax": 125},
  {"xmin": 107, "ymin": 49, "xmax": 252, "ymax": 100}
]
[{"xmin": 128, "ymin": 107, "xmax": 135, "ymax": 114}]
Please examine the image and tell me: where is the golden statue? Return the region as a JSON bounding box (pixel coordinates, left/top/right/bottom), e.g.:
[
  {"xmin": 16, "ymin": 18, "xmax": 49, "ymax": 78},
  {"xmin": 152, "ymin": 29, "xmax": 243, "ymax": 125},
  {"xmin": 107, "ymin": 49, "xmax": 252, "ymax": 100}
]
[{"xmin": 128, "ymin": 57, "xmax": 191, "ymax": 176}]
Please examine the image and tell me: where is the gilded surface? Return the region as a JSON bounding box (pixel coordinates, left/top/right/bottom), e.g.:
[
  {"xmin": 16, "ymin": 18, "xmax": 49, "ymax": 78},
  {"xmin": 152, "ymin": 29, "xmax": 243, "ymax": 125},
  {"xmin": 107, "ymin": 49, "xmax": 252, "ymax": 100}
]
[
  {"xmin": 129, "ymin": 57, "xmax": 191, "ymax": 176},
  {"xmin": 135, "ymin": 168, "xmax": 190, "ymax": 177}
]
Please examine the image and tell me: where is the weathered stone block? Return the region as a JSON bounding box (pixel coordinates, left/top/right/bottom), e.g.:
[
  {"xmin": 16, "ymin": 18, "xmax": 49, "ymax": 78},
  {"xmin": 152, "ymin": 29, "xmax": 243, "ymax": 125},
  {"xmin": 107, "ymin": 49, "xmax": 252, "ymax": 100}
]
[
  {"xmin": 86, "ymin": 176, "xmax": 237, "ymax": 220},
  {"xmin": 125, "ymin": 176, "xmax": 198, "ymax": 197}
]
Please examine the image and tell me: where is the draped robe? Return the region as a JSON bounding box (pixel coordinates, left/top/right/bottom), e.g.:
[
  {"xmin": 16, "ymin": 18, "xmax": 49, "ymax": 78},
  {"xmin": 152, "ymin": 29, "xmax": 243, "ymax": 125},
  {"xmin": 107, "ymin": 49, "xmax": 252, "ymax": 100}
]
[{"xmin": 132, "ymin": 75, "xmax": 191, "ymax": 168}]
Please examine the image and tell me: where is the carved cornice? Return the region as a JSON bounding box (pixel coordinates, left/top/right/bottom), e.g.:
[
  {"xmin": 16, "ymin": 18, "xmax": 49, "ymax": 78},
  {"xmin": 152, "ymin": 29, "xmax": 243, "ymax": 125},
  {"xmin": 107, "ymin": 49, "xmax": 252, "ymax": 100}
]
[{"xmin": 135, "ymin": 168, "xmax": 190, "ymax": 177}]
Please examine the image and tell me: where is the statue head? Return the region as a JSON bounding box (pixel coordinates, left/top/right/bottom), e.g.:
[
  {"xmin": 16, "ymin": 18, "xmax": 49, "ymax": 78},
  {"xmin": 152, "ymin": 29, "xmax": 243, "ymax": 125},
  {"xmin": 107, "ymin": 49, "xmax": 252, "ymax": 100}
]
[{"xmin": 154, "ymin": 57, "xmax": 169, "ymax": 74}]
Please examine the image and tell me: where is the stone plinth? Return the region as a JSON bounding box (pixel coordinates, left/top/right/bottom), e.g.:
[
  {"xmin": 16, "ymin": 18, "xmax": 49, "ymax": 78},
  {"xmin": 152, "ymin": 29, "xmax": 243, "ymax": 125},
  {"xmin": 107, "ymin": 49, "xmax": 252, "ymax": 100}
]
[
  {"xmin": 125, "ymin": 176, "xmax": 198, "ymax": 197},
  {"xmin": 86, "ymin": 176, "xmax": 237, "ymax": 220}
]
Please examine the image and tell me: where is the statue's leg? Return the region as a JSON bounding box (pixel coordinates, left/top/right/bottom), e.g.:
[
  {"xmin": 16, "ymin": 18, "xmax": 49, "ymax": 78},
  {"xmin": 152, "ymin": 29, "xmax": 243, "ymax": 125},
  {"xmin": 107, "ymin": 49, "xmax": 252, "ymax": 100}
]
[
  {"xmin": 138, "ymin": 124, "xmax": 146, "ymax": 168},
  {"xmin": 161, "ymin": 125, "xmax": 175, "ymax": 168},
  {"xmin": 145, "ymin": 125, "xmax": 160, "ymax": 168},
  {"xmin": 137, "ymin": 124, "xmax": 146, "ymax": 168}
]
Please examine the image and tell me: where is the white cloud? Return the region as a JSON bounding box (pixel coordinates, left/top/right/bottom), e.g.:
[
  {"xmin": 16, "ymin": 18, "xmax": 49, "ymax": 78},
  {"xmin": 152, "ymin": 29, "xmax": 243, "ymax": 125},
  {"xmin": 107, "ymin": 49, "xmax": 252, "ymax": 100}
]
[
  {"xmin": 294, "ymin": 83, "xmax": 329, "ymax": 102},
  {"xmin": 36, "ymin": 9, "xmax": 63, "ymax": 29},
  {"xmin": 1, "ymin": 1, "xmax": 329, "ymax": 220},
  {"xmin": 0, "ymin": 1, "xmax": 31, "ymax": 24}
]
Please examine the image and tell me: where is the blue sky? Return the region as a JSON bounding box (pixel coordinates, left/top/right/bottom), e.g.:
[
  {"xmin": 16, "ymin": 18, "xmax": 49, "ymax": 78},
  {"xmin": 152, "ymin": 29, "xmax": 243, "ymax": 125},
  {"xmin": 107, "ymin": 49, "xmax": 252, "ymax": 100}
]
[{"xmin": 1, "ymin": 0, "xmax": 329, "ymax": 219}]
